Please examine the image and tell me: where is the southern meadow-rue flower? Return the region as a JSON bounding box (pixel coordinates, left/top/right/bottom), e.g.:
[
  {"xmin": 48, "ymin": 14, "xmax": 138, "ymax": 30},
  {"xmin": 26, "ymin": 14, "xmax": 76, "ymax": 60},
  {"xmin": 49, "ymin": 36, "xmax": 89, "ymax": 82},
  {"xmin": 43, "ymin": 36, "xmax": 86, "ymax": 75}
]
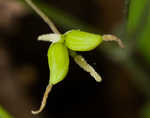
[{"xmin": 24, "ymin": 0, "xmax": 124, "ymax": 115}]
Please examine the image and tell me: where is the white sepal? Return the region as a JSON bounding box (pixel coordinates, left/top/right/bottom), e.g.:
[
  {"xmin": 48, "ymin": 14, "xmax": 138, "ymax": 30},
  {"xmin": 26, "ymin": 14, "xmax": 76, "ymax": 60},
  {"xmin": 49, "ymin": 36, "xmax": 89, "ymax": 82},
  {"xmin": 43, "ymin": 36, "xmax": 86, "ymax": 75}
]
[{"xmin": 38, "ymin": 33, "xmax": 61, "ymax": 43}]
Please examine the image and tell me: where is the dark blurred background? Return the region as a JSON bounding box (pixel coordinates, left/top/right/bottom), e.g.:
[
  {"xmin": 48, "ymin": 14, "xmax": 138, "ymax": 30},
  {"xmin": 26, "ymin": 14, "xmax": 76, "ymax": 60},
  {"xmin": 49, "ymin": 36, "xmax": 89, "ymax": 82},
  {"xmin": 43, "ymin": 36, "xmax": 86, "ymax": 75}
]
[{"xmin": 0, "ymin": 0, "xmax": 150, "ymax": 118}]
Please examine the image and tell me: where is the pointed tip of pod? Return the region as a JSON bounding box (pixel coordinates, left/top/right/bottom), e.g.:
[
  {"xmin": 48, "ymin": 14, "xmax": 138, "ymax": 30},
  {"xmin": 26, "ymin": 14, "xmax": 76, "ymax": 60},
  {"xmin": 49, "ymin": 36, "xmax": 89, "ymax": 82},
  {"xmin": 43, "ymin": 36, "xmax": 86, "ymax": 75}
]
[{"xmin": 31, "ymin": 84, "xmax": 53, "ymax": 115}]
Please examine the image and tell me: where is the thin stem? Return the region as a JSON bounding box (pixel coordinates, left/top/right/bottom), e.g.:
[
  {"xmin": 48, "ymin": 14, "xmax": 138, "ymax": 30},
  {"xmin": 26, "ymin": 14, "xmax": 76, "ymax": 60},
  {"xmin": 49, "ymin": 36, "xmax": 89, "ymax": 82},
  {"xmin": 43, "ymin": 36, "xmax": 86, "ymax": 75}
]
[
  {"xmin": 31, "ymin": 84, "xmax": 53, "ymax": 115},
  {"xmin": 25, "ymin": 0, "xmax": 60, "ymax": 34},
  {"xmin": 70, "ymin": 52, "xmax": 102, "ymax": 82},
  {"xmin": 102, "ymin": 34, "xmax": 125, "ymax": 48}
]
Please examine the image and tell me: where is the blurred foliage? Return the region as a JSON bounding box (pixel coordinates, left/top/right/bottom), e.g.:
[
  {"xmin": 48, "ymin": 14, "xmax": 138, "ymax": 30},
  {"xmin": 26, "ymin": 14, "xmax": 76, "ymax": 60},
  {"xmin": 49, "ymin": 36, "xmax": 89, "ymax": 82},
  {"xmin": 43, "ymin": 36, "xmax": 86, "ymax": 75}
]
[
  {"xmin": 128, "ymin": 1, "xmax": 150, "ymax": 118},
  {"xmin": 0, "ymin": 106, "xmax": 13, "ymax": 118},
  {"xmin": 128, "ymin": 0, "xmax": 150, "ymax": 63},
  {"xmin": 140, "ymin": 102, "xmax": 150, "ymax": 118},
  {"xmin": 128, "ymin": 0, "xmax": 147, "ymax": 32}
]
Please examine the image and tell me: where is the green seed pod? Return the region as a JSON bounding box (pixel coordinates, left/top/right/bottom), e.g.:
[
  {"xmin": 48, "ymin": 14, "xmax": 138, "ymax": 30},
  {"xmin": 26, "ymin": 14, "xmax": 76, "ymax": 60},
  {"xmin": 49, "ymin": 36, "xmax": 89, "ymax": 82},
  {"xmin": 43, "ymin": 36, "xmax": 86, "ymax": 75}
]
[
  {"xmin": 63, "ymin": 30, "xmax": 103, "ymax": 51},
  {"xmin": 48, "ymin": 42, "xmax": 69, "ymax": 85},
  {"xmin": 32, "ymin": 43, "xmax": 69, "ymax": 115}
]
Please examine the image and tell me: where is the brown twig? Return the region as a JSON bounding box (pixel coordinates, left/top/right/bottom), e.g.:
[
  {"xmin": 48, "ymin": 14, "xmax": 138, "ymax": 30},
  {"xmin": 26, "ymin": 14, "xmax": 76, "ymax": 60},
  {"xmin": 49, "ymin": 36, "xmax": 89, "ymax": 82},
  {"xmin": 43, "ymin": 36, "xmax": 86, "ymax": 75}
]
[
  {"xmin": 102, "ymin": 34, "xmax": 125, "ymax": 48},
  {"xmin": 25, "ymin": 0, "xmax": 60, "ymax": 34},
  {"xmin": 31, "ymin": 84, "xmax": 53, "ymax": 115},
  {"xmin": 74, "ymin": 55, "xmax": 102, "ymax": 82}
]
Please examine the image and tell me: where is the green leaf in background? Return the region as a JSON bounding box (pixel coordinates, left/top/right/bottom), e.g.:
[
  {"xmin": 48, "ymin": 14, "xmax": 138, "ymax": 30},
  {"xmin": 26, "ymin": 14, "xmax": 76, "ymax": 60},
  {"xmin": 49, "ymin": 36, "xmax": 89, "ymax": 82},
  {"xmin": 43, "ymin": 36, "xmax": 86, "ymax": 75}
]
[
  {"xmin": 128, "ymin": 0, "xmax": 147, "ymax": 33},
  {"xmin": 128, "ymin": 0, "xmax": 150, "ymax": 63},
  {"xmin": 140, "ymin": 102, "xmax": 150, "ymax": 118},
  {"xmin": 138, "ymin": 14, "xmax": 150, "ymax": 62},
  {"xmin": 0, "ymin": 106, "xmax": 13, "ymax": 118}
]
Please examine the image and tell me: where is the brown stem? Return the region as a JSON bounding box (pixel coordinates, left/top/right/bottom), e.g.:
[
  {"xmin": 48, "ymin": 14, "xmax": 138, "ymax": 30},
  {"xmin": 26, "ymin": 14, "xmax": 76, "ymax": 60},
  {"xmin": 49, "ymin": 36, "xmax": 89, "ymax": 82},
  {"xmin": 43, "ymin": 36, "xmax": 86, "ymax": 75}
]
[
  {"xmin": 102, "ymin": 34, "xmax": 125, "ymax": 48},
  {"xmin": 31, "ymin": 84, "xmax": 53, "ymax": 115},
  {"xmin": 25, "ymin": 0, "xmax": 60, "ymax": 34},
  {"xmin": 74, "ymin": 55, "xmax": 102, "ymax": 82}
]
